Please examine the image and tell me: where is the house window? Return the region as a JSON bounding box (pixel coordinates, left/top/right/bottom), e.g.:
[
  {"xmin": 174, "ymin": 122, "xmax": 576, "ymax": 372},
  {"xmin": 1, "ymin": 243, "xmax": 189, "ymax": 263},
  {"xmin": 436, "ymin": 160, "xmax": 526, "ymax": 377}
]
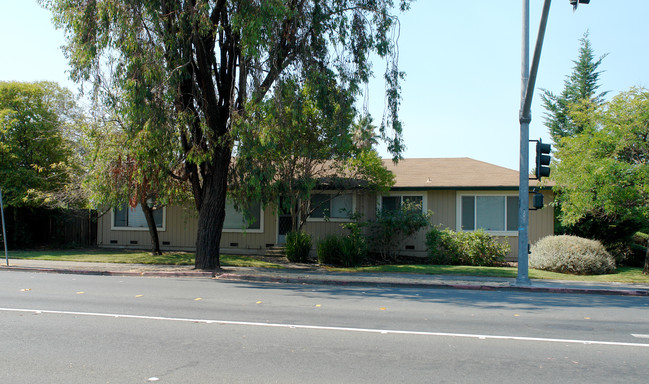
[
  {"xmin": 460, "ymin": 195, "xmax": 518, "ymax": 232},
  {"xmin": 113, "ymin": 204, "xmax": 164, "ymax": 230},
  {"xmin": 310, "ymin": 194, "xmax": 353, "ymax": 219},
  {"xmin": 223, "ymin": 200, "xmax": 262, "ymax": 231},
  {"xmin": 379, "ymin": 194, "xmax": 425, "ymax": 213}
]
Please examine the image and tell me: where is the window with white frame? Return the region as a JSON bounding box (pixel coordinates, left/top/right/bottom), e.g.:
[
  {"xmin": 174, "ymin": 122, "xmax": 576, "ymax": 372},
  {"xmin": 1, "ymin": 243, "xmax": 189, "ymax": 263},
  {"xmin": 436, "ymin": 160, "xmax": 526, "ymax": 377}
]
[
  {"xmin": 113, "ymin": 204, "xmax": 164, "ymax": 230},
  {"xmin": 379, "ymin": 194, "xmax": 425, "ymax": 213},
  {"xmin": 310, "ymin": 193, "xmax": 353, "ymax": 220},
  {"xmin": 459, "ymin": 194, "xmax": 518, "ymax": 233},
  {"xmin": 223, "ymin": 200, "xmax": 262, "ymax": 231}
]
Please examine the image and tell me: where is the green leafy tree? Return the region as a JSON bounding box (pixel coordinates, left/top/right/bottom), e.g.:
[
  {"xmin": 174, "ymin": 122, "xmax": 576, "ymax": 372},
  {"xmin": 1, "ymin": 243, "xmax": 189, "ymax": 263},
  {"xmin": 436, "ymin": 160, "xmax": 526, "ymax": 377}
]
[
  {"xmin": 84, "ymin": 116, "xmax": 188, "ymax": 255},
  {"xmin": 83, "ymin": 65, "xmax": 190, "ymax": 256},
  {"xmin": 553, "ymin": 87, "xmax": 649, "ymax": 274},
  {"xmin": 541, "ymin": 32, "xmax": 608, "ymax": 143},
  {"xmin": 0, "ymin": 81, "xmax": 84, "ymax": 208},
  {"xmin": 229, "ymin": 73, "xmax": 394, "ymax": 232},
  {"xmin": 44, "ymin": 0, "xmax": 411, "ymax": 270}
]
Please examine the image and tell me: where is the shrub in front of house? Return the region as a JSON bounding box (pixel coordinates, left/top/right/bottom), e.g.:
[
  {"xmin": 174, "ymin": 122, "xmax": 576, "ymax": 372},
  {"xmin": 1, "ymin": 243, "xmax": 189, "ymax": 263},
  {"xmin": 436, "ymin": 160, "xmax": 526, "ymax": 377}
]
[
  {"xmin": 530, "ymin": 235, "xmax": 616, "ymax": 275},
  {"xmin": 317, "ymin": 235, "xmax": 341, "ymax": 265},
  {"xmin": 285, "ymin": 231, "xmax": 312, "ymax": 263},
  {"xmin": 339, "ymin": 235, "xmax": 366, "ymax": 267},
  {"xmin": 368, "ymin": 202, "xmax": 431, "ymax": 262},
  {"xmin": 426, "ymin": 227, "xmax": 509, "ymax": 267},
  {"xmin": 316, "ymin": 234, "xmax": 365, "ymax": 268}
]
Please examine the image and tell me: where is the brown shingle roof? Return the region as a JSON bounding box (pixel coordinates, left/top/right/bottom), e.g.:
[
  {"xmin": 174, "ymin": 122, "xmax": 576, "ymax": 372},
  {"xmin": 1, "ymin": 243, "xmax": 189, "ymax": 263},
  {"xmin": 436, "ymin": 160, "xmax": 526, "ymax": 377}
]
[{"xmin": 383, "ymin": 158, "xmax": 549, "ymax": 189}]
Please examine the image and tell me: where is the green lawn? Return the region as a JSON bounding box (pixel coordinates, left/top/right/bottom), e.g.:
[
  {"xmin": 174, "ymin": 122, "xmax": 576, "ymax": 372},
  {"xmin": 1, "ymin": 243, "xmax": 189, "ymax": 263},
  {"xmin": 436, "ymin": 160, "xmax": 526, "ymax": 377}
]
[
  {"xmin": 7, "ymin": 249, "xmax": 648, "ymax": 284},
  {"xmin": 7, "ymin": 249, "xmax": 284, "ymax": 269},
  {"xmin": 328, "ymin": 264, "xmax": 649, "ymax": 284}
]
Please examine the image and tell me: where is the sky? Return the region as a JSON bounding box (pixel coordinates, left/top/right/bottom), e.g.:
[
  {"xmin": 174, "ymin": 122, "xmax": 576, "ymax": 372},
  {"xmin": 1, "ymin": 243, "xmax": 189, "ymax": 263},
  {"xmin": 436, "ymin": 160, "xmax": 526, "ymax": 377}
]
[{"xmin": 2, "ymin": 1, "xmax": 648, "ymax": 171}]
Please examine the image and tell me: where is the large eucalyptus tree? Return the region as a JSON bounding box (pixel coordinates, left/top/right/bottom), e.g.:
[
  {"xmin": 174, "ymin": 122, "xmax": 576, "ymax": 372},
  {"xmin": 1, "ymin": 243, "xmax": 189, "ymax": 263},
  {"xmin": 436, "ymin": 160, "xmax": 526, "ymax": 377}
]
[{"xmin": 44, "ymin": 0, "xmax": 411, "ymax": 269}]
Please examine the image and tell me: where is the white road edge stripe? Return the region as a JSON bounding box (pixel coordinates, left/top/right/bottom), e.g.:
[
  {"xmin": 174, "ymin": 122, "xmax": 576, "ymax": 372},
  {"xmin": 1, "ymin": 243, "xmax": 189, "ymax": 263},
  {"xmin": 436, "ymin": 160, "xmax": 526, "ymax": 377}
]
[{"xmin": 2, "ymin": 307, "xmax": 648, "ymax": 348}]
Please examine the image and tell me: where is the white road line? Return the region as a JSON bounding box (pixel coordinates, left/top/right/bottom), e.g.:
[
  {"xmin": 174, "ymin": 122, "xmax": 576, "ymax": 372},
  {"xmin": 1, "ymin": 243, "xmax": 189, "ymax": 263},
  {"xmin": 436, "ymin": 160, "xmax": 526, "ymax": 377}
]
[
  {"xmin": 2, "ymin": 307, "xmax": 649, "ymax": 348},
  {"xmin": 632, "ymin": 334, "xmax": 649, "ymax": 339}
]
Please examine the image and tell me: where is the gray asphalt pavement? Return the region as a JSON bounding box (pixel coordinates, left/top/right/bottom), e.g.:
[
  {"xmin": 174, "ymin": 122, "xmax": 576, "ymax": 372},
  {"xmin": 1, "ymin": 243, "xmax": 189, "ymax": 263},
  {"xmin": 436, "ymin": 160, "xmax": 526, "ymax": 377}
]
[
  {"xmin": 2, "ymin": 270, "xmax": 648, "ymax": 383},
  {"xmin": 2, "ymin": 258, "xmax": 649, "ymax": 296}
]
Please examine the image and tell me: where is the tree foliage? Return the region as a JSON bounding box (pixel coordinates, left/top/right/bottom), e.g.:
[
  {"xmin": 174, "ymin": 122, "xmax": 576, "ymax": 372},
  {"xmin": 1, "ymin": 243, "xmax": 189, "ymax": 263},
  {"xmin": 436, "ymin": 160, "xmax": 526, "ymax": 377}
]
[
  {"xmin": 369, "ymin": 201, "xmax": 431, "ymax": 262},
  {"xmin": 553, "ymin": 87, "xmax": 649, "ymax": 273},
  {"xmin": 541, "ymin": 32, "xmax": 608, "ymax": 143},
  {"xmin": 84, "ymin": 114, "xmax": 189, "ymax": 255},
  {"xmin": 0, "ymin": 81, "xmax": 84, "ymax": 208},
  {"xmin": 229, "ymin": 73, "xmax": 394, "ymax": 232},
  {"xmin": 44, "ymin": 0, "xmax": 412, "ymax": 270}
]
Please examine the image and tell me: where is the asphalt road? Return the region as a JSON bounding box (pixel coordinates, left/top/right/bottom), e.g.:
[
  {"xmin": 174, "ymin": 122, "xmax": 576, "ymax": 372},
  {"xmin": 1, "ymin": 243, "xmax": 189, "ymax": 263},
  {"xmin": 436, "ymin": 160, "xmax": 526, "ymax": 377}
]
[{"xmin": 1, "ymin": 271, "xmax": 648, "ymax": 383}]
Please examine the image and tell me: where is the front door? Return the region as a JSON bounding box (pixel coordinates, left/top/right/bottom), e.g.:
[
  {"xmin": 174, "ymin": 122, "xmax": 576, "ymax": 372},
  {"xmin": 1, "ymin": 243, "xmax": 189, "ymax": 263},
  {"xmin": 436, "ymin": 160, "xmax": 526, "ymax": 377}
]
[{"xmin": 277, "ymin": 215, "xmax": 292, "ymax": 244}]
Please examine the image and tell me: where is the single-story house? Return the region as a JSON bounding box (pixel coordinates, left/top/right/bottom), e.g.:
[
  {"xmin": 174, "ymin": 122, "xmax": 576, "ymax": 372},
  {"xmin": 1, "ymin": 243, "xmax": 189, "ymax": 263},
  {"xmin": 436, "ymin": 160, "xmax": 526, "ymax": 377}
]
[{"xmin": 96, "ymin": 158, "xmax": 554, "ymax": 260}]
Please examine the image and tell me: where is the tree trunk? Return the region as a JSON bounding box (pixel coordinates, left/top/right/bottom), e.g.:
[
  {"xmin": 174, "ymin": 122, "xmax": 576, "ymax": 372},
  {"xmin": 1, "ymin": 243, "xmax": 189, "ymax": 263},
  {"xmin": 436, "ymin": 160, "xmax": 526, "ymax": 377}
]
[
  {"xmin": 194, "ymin": 149, "xmax": 231, "ymax": 271},
  {"xmin": 140, "ymin": 201, "xmax": 162, "ymax": 256},
  {"xmin": 642, "ymin": 238, "xmax": 649, "ymax": 275},
  {"xmin": 290, "ymin": 196, "xmax": 299, "ymax": 233}
]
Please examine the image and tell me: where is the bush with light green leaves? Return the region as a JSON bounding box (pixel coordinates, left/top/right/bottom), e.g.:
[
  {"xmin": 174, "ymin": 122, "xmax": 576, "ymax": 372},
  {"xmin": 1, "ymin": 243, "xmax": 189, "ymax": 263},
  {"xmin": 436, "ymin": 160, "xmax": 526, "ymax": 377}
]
[
  {"xmin": 426, "ymin": 228, "xmax": 509, "ymax": 267},
  {"xmin": 530, "ymin": 235, "xmax": 616, "ymax": 275}
]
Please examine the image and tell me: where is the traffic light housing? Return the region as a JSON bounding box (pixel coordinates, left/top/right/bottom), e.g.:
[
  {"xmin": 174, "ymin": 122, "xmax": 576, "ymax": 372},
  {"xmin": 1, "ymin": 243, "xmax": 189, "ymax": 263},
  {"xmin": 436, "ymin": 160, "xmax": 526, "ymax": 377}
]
[
  {"xmin": 533, "ymin": 191, "xmax": 544, "ymax": 209},
  {"xmin": 569, "ymin": 0, "xmax": 590, "ymax": 9},
  {"xmin": 535, "ymin": 139, "xmax": 551, "ymax": 180}
]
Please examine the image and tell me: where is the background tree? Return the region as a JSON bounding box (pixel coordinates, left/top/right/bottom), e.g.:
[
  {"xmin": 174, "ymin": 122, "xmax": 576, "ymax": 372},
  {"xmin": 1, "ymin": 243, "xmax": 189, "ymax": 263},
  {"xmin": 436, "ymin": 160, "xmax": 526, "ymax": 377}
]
[
  {"xmin": 0, "ymin": 81, "xmax": 84, "ymax": 208},
  {"xmin": 541, "ymin": 32, "xmax": 608, "ymax": 144},
  {"xmin": 553, "ymin": 87, "xmax": 649, "ymax": 274},
  {"xmin": 0, "ymin": 81, "xmax": 89, "ymax": 248},
  {"xmin": 229, "ymin": 73, "xmax": 394, "ymax": 233},
  {"xmin": 45, "ymin": 0, "xmax": 412, "ymax": 270}
]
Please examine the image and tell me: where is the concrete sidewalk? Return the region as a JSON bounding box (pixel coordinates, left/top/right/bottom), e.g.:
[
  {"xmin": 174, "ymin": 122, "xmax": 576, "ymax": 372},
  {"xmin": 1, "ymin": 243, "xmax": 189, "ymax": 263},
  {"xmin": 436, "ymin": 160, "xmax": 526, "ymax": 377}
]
[{"xmin": 2, "ymin": 258, "xmax": 648, "ymax": 296}]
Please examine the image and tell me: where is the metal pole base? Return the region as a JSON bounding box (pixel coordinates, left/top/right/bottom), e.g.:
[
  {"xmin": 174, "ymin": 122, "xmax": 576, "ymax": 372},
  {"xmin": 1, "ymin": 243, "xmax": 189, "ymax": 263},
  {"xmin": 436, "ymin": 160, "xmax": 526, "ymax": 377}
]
[{"xmin": 514, "ymin": 277, "xmax": 532, "ymax": 287}]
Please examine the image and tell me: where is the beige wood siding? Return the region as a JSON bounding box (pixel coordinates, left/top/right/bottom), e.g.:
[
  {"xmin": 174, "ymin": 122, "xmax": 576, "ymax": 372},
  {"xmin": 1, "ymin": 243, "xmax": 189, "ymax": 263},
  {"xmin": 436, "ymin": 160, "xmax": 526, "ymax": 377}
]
[
  {"xmin": 220, "ymin": 206, "xmax": 277, "ymax": 250},
  {"xmin": 360, "ymin": 192, "xmax": 378, "ymax": 220},
  {"xmin": 97, "ymin": 206, "xmax": 198, "ymax": 250},
  {"xmin": 427, "ymin": 190, "xmax": 456, "ymax": 229},
  {"xmin": 303, "ymin": 191, "xmax": 364, "ymax": 247},
  {"xmin": 97, "ymin": 189, "xmax": 555, "ymax": 260},
  {"xmin": 529, "ymin": 190, "xmax": 555, "ymax": 244},
  {"xmin": 98, "ymin": 205, "xmax": 277, "ymax": 253},
  {"xmin": 498, "ymin": 190, "xmax": 555, "ymax": 260}
]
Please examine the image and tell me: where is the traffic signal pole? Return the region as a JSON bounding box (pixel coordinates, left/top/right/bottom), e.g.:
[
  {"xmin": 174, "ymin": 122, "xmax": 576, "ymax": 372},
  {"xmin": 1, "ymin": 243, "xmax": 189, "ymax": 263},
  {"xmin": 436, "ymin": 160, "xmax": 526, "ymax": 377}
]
[
  {"xmin": 517, "ymin": 0, "xmax": 551, "ymax": 286},
  {"xmin": 1, "ymin": 188, "xmax": 8, "ymax": 266},
  {"xmin": 517, "ymin": 0, "xmax": 590, "ymax": 286},
  {"xmin": 517, "ymin": 0, "xmax": 531, "ymax": 286}
]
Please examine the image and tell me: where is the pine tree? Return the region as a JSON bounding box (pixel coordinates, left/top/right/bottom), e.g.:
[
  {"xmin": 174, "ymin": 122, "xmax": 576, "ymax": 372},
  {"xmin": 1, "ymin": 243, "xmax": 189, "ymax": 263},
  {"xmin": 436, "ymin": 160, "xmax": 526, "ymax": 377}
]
[{"xmin": 541, "ymin": 32, "xmax": 608, "ymax": 143}]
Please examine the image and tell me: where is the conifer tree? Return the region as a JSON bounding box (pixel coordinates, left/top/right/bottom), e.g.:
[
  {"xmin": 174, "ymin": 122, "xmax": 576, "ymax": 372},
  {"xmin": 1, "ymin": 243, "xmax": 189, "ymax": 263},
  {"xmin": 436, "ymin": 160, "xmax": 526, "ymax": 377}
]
[{"xmin": 541, "ymin": 32, "xmax": 608, "ymax": 143}]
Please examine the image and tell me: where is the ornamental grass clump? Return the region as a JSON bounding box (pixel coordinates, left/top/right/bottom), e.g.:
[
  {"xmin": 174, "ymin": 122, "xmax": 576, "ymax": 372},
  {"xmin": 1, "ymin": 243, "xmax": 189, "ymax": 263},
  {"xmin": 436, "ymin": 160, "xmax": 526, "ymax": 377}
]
[
  {"xmin": 530, "ymin": 235, "xmax": 616, "ymax": 275},
  {"xmin": 285, "ymin": 231, "xmax": 312, "ymax": 263},
  {"xmin": 316, "ymin": 234, "xmax": 365, "ymax": 268}
]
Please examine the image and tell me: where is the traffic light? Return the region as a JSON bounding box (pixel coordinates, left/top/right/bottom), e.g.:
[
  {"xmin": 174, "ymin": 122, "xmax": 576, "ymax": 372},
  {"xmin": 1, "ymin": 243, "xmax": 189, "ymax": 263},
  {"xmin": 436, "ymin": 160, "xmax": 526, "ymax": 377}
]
[
  {"xmin": 535, "ymin": 139, "xmax": 551, "ymax": 180},
  {"xmin": 533, "ymin": 191, "xmax": 544, "ymax": 209},
  {"xmin": 569, "ymin": 0, "xmax": 590, "ymax": 10}
]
